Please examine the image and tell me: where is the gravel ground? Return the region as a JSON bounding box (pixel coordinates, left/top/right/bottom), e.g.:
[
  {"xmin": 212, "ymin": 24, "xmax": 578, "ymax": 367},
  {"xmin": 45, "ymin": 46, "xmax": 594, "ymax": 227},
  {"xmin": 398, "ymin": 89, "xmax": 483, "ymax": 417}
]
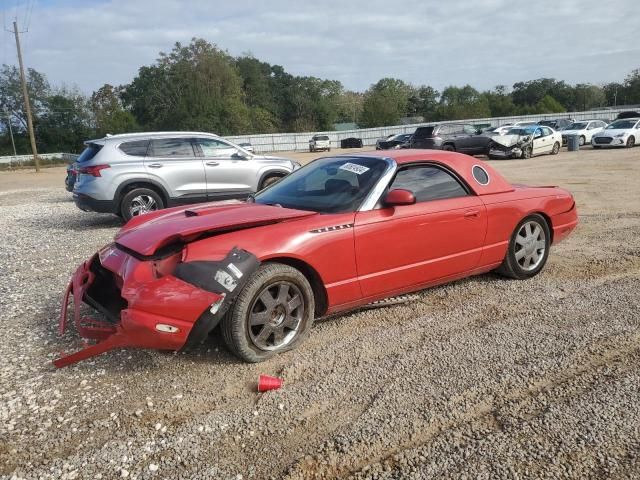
[{"xmin": 1, "ymin": 147, "xmax": 639, "ymax": 479}]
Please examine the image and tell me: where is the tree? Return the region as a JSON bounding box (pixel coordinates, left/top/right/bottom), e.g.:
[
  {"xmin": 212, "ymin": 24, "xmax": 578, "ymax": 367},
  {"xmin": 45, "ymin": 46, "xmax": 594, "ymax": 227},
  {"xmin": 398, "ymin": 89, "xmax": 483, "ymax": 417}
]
[
  {"xmin": 407, "ymin": 85, "xmax": 439, "ymax": 121},
  {"xmin": 533, "ymin": 95, "xmax": 566, "ymax": 114},
  {"xmin": 37, "ymin": 87, "xmax": 93, "ymax": 152},
  {"xmin": 436, "ymin": 85, "xmax": 490, "ymax": 120},
  {"xmin": 90, "ymin": 84, "xmax": 139, "ymax": 136},
  {"xmin": 483, "ymin": 85, "xmax": 517, "ymax": 117},
  {"xmin": 360, "ymin": 78, "xmax": 411, "ymax": 128},
  {"xmin": 0, "ymin": 64, "xmax": 50, "ymax": 132},
  {"xmin": 121, "ymin": 38, "xmax": 251, "ymax": 135}
]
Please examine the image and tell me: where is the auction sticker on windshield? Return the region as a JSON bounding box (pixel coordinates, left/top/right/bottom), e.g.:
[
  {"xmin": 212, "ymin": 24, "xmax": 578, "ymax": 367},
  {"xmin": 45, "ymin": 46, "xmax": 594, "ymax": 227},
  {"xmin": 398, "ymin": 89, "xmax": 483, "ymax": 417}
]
[{"xmin": 339, "ymin": 163, "xmax": 370, "ymax": 175}]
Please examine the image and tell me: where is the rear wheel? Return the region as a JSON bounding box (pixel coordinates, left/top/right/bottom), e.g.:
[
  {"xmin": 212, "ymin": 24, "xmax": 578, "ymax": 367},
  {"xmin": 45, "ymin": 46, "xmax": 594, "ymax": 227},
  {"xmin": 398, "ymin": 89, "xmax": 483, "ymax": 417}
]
[
  {"xmin": 497, "ymin": 214, "xmax": 551, "ymax": 280},
  {"xmin": 221, "ymin": 263, "xmax": 315, "ymax": 362},
  {"xmin": 120, "ymin": 187, "xmax": 164, "ymax": 222},
  {"xmin": 627, "ymin": 136, "xmax": 635, "ymax": 148},
  {"xmin": 551, "ymin": 142, "xmax": 560, "ymax": 155}
]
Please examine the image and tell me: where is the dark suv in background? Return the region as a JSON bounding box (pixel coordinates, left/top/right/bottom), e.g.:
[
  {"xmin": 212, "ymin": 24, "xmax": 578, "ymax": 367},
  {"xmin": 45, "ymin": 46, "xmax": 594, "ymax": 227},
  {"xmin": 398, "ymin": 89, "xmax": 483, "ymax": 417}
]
[{"xmin": 409, "ymin": 123, "xmax": 490, "ymax": 155}]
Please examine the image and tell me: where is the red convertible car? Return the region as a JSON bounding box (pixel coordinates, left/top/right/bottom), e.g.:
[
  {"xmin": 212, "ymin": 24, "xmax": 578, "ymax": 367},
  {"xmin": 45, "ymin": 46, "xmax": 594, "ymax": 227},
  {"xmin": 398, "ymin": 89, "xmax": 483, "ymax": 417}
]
[{"xmin": 56, "ymin": 150, "xmax": 578, "ymax": 367}]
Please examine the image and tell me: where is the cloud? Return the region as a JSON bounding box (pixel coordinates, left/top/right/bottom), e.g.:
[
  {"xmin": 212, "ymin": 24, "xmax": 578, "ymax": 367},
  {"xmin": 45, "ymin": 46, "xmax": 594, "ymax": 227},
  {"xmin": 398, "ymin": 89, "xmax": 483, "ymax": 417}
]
[{"xmin": 2, "ymin": 0, "xmax": 637, "ymax": 94}]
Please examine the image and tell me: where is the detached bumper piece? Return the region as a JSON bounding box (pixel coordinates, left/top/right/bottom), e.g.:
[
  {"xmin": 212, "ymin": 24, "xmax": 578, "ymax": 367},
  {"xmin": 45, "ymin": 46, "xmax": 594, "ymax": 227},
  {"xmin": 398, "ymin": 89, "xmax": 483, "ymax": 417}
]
[{"xmin": 55, "ymin": 246, "xmax": 259, "ymax": 368}]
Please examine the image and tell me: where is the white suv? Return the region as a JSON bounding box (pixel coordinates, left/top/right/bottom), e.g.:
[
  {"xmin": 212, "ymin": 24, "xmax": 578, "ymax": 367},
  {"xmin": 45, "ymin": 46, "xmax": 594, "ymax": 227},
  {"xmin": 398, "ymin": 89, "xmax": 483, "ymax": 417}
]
[
  {"xmin": 72, "ymin": 132, "xmax": 300, "ymax": 221},
  {"xmin": 309, "ymin": 134, "xmax": 331, "ymax": 152}
]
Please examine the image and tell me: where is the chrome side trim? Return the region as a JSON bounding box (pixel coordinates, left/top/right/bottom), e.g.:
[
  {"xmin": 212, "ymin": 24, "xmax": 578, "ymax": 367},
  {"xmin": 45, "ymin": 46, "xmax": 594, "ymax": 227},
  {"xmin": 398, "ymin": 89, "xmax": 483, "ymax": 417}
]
[{"xmin": 358, "ymin": 158, "xmax": 397, "ymax": 211}]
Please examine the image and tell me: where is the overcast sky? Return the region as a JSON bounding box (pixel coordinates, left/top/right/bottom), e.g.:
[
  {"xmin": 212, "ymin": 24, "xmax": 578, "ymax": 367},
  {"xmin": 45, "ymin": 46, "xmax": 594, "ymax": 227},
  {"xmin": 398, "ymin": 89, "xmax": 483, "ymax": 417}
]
[{"xmin": 1, "ymin": 0, "xmax": 638, "ymax": 94}]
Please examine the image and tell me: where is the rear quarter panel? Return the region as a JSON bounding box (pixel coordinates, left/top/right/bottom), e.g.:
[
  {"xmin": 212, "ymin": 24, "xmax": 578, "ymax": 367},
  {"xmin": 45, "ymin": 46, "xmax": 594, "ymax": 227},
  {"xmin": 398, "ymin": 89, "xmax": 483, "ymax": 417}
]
[{"xmin": 479, "ymin": 187, "xmax": 577, "ymax": 266}]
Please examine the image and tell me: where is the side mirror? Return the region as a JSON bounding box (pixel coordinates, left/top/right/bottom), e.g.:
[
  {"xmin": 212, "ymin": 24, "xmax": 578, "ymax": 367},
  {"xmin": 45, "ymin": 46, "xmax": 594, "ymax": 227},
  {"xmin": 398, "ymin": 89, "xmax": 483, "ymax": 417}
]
[
  {"xmin": 233, "ymin": 150, "xmax": 250, "ymax": 160},
  {"xmin": 384, "ymin": 189, "xmax": 416, "ymax": 207}
]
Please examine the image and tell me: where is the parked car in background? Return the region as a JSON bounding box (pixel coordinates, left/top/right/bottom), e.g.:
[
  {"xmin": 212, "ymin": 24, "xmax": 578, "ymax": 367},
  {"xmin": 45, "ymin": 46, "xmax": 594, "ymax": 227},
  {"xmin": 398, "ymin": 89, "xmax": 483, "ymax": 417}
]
[
  {"xmin": 71, "ymin": 132, "xmax": 300, "ymax": 221},
  {"xmin": 538, "ymin": 118, "xmax": 573, "ymax": 131},
  {"xmin": 616, "ymin": 111, "xmax": 640, "ymax": 120},
  {"xmin": 65, "ymin": 163, "xmax": 77, "ymax": 192},
  {"xmin": 591, "ymin": 118, "xmax": 640, "ymax": 148},
  {"xmin": 340, "ymin": 137, "xmax": 364, "ymax": 148},
  {"xmin": 309, "ymin": 134, "xmax": 331, "ymax": 152},
  {"xmin": 409, "ymin": 123, "xmax": 491, "ymax": 155},
  {"xmin": 488, "ymin": 126, "xmax": 561, "ymax": 159},
  {"xmin": 238, "ymin": 142, "xmax": 254, "ymax": 153},
  {"xmin": 490, "ymin": 122, "xmax": 539, "ymax": 136},
  {"xmin": 559, "ymin": 120, "xmax": 607, "ymax": 146},
  {"xmin": 376, "ymin": 133, "xmax": 412, "ymax": 150}
]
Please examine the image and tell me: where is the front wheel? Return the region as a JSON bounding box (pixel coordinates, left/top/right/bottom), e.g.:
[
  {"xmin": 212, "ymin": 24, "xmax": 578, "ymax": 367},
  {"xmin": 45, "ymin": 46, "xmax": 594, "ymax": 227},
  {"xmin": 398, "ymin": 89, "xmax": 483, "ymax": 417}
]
[
  {"xmin": 496, "ymin": 214, "xmax": 551, "ymax": 280},
  {"xmin": 579, "ymin": 136, "xmax": 585, "ymax": 146},
  {"xmin": 221, "ymin": 263, "xmax": 315, "ymax": 362},
  {"xmin": 626, "ymin": 136, "xmax": 635, "ymax": 148},
  {"xmin": 521, "ymin": 145, "xmax": 532, "ymax": 159},
  {"xmin": 442, "ymin": 144, "xmax": 455, "ymax": 152},
  {"xmin": 120, "ymin": 187, "xmax": 164, "ymax": 222}
]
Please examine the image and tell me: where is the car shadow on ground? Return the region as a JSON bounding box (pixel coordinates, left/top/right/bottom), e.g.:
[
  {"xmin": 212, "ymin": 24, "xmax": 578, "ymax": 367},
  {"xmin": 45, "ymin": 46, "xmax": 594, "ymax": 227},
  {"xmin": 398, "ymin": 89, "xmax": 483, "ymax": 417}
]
[{"xmin": 35, "ymin": 212, "xmax": 123, "ymax": 231}]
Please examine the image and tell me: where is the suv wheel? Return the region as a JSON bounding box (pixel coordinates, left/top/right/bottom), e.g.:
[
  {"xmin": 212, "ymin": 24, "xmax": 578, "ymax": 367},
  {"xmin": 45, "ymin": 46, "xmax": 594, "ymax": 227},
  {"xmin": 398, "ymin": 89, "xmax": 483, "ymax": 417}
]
[
  {"xmin": 120, "ymin": 187, "xmax": 164, "ymax": 222},
  {"xmin": 260, "ymin": 174, "xmax": 283, "ymax": 190},
  {"xmin": 442, "ymin": 144, "xmax": 455, "ymax": 151}
]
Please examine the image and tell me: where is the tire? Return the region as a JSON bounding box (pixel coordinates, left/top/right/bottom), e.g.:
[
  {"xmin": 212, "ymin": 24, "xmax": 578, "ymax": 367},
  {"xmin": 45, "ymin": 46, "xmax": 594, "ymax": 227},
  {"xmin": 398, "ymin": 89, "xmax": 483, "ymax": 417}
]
[
  {"xmin": 309, "ymin": 147, "xmax": 313, "ymax": 153},
  {"xmin": 221, "ymin": 263, "xmax": 315, "ymax": 362},
  {"xmin": 442, "ymin": 144, "xmax": 455, "ymax": 152},
  {"xmin": 496, "ymin": 214, "xmax": 551, "ymax": 280},
  {"xmin": 579, "ymin": 136, "xmax": 585, "ymax": 146},
  {"xmin": 551, "ymin": 142, "xmax": 560, "ymax": 155},
  {"xmin": 327, "ymin": 148, "xmax": 331, "ymax": 152},
  {"xmin": 593, "ymin": 145, "xmax": 601, "ymax": 149},
  {"xmin": 626, "ymin": 136, "xmax": 635, "ymax": 148},
  {"xmin": 259, "ymin": 174, "xmax": 283, "ymax": 190},
  {"xmin": 120, "ymin": 187, "xmax": 164, "ymax": 222},
  {"xmin": 521, "ymin": 146, "xmax": 532, "ymax": 159}
]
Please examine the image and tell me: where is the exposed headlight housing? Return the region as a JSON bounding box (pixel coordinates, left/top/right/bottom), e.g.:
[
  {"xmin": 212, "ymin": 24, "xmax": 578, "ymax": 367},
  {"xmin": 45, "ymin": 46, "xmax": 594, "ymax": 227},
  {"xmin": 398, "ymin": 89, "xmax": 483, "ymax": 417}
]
[{"xmin": 615, "ymin": 133, "xmax": 627, "ymax": 137}]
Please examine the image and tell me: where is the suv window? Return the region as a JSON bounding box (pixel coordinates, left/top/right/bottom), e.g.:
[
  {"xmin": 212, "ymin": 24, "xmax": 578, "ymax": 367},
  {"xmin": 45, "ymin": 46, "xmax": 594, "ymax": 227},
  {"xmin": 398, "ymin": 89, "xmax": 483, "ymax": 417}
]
[
  {"xmin": 414, "ymin": 126, "xmax": 434, "ymax": 138},
  {"xmin": 463, "ymin": 124, "xmax": 477, "ymax": 135},
  {"xmin": 196, "ymin": 138, "xmax": 237, "ymax": 157},
  {"xmin": 119, "ymin": 139, "xmax": 149, "ymax": 156},
  {"xmin": 77, "ymin": 143, "xmax": 103, "ymax": 163},
  {"xmin": 151, "ymin": 138, "xmax": 194, "ymax": 157},
  {"xmin": 390, "ymin": 165, "xmax": 468, "ymax": 203},
  {"xmin": 314, "ymin": 135, "xmax": 330, "ymax": 141}
]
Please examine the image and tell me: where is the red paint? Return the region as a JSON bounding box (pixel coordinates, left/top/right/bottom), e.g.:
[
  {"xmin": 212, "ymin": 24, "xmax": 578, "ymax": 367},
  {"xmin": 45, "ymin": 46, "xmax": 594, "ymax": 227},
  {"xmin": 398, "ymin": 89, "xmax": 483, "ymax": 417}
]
[{"xmin": 55, "ymin": 150, "xmax": 578, "ymax": 367}]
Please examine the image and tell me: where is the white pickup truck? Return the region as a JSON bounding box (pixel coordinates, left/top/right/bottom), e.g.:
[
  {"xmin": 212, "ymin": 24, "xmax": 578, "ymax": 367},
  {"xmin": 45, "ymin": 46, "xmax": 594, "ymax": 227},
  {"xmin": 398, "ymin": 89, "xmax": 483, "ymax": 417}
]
[{"xmin": 309, "ymin": 134, "xmax": 331, "ymax": 152}]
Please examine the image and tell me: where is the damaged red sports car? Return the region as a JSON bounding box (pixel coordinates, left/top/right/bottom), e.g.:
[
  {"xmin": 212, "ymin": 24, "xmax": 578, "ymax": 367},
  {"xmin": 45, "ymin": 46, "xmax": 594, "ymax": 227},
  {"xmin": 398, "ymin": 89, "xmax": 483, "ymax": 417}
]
[{"xmin": 56, "ymin": 150, "xmax": 578, "ymax": 367}]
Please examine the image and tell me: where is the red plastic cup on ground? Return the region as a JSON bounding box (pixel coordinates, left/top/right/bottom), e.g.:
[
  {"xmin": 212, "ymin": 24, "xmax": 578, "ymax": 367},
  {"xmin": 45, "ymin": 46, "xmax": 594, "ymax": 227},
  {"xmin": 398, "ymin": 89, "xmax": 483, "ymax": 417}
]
[{"xmin": 258, "ymin": 374, "xmax": 283, "ymax": 392}]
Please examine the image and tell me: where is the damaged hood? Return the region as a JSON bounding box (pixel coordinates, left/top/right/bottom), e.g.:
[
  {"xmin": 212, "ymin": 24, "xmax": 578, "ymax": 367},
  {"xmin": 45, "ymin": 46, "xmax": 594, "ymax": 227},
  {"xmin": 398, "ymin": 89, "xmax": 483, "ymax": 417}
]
[
  {"xmin": 115, "ymin": 202, "xmax": 317, "ymax": 256},
  {"xmin": 491, "ymin": 134, "xmax": 531, "ymax": 147}
]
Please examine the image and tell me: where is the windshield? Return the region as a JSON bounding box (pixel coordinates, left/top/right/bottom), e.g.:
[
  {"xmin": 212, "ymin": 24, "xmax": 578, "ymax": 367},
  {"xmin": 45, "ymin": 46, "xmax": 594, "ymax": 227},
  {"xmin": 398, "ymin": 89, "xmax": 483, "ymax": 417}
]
[
  {"xmin": 606, "ymin": 120, "xmax": 638, "ymax": 129},
  {"xmin": 565, "ymin": 122, "xmax": 587, "ymax": 130},
  {"xmin": 254, "ymin": 156, "xmax": 390, "ymax": 213}
]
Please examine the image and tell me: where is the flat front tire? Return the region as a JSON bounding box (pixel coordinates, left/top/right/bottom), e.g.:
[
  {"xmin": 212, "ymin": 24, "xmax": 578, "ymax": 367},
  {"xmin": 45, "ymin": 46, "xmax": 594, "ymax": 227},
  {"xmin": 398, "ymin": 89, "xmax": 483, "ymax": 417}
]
[
  {"xmin": 221, "ymin": 263, "xmax": 315, "ymax": 362},
  {"xmin": 497, "ymin": 214, "xmax": 551, "ymax": 280}
]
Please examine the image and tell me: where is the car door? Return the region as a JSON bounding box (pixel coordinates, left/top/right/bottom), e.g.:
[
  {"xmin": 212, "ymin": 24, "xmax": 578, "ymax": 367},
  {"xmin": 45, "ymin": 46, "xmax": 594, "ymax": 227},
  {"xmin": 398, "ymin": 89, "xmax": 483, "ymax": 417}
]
[
  {"xmin": 354, "ymin": 164, "xmax": 487, "ymax": 298},
  {"xmin": 145, "ymin": 137, "xmax": 206, "ymax": 202},
  {"xmin": 194, "ymin": 137, "xmax": 255, "ymax": 199},
  {"xmin": 532, "ymin": 127, "xmax": 552, "ymax": 155},
  {"xmin": 454, "ymin": 124, "xmax": 478, "ymax": 153}
]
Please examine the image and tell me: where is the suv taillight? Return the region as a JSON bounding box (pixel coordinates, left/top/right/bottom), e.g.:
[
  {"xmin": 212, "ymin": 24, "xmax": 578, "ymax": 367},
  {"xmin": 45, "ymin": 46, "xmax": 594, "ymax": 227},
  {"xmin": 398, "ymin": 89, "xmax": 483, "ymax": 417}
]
[{"xmin": 79, "ymin": 165, "xmax": 110, "ymax": 177}]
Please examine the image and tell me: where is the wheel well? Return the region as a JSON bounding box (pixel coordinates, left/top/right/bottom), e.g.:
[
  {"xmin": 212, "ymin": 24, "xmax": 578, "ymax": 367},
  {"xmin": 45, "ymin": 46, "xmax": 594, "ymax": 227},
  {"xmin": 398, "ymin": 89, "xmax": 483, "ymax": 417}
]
[
  {"xmin": 259, "ymin": 171, "xmax": 287, "ymax": 189},
  {"xmin": 263, "ymin": 257, "xmax": 328, "ymax": 317},
  {"xmin": 533, "ymin": 211, "xmax": 553, "ymax": 244},
  {"xmin": 118, "ymin": 182, "xmax": 168, "ymax": 211}
]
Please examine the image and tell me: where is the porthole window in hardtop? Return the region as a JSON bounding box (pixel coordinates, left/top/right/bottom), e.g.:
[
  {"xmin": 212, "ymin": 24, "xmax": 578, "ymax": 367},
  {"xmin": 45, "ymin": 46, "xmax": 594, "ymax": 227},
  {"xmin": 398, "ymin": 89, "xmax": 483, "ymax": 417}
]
[{"xmin": 472, "ymin": 165, "xmax": 489, "ymax": 185}]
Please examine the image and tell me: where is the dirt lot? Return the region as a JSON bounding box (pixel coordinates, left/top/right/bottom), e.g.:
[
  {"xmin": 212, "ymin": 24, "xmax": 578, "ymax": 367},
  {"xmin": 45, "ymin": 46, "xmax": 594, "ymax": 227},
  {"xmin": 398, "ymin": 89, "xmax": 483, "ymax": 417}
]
[{"xmin": 0, "ymin": 147, "xmax": 639, "ymax": 479}]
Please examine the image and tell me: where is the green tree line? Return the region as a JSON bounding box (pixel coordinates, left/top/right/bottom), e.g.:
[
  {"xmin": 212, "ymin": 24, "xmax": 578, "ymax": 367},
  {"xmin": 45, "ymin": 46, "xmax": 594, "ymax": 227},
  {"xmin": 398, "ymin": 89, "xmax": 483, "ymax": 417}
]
[{"xmin": 1, "ymin": 37, "xmax": 639, "ymax": 155}]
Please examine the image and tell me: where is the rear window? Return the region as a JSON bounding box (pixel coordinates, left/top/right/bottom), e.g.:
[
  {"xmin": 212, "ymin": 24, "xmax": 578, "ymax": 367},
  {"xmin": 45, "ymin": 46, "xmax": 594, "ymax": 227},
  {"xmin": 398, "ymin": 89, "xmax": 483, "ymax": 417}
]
[
  {"xmin": 413, "ymin": 126, "xmax": 434, "ymax": 138},
  {"xmin": 314, "ymin": 135, "xmax": 330, "ymax": 141},
  {"xmin": 119, "ymin": 139, "xmax": 149, "ymax": 156},
  {"xmin": 77, "ymin": 143, "xmax": 103, "ymax": 163}
]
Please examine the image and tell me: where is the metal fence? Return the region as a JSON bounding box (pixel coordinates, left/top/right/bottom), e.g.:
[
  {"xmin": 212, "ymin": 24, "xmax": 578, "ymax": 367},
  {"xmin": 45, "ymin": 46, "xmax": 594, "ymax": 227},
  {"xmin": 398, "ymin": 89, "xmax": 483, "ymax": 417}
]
[
  {"xmin": 0, "ymin": 152, "xmax": 79, "ymax": 165},
  {"xmin": 226, "ymin": 108, "xmax": 629, "ymax": 153}
]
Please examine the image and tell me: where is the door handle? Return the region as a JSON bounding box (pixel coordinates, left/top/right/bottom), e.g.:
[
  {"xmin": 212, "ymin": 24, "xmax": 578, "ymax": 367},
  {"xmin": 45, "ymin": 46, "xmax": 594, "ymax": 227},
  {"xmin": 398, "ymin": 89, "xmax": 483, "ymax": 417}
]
[
  {"xmin": 206, "ymin": 161, "xmax": 219, "ymax": 166},
  {"xmin": 148, "ymin": 163, "xmax": 163, "ymax": 168},
  {"xmin": 464, "ymin": 210, "xmax": 480, "ymax": 218}
]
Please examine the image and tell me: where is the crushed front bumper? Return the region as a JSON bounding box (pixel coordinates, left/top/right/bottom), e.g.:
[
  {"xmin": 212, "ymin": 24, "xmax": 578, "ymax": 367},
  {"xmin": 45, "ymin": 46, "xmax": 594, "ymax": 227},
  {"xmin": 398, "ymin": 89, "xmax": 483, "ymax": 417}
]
[{"xmin": 55, "ymin": 244, "xmax": 259, "ymax": 368}]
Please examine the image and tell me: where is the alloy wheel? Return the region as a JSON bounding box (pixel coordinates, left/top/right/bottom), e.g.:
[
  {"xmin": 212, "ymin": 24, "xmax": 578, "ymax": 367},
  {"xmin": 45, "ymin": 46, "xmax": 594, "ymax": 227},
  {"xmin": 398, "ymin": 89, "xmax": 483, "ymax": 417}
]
[
  {"xmin": 248, "ymin": 281, "xmax": 304, "ymax": 351},
  {"xmin": 514, "ymin": 221, "xmax": 546, "ymax": 271},
  {"xmin": 129, "ymin": 195, "xmax": 158, "ymax": 216}
]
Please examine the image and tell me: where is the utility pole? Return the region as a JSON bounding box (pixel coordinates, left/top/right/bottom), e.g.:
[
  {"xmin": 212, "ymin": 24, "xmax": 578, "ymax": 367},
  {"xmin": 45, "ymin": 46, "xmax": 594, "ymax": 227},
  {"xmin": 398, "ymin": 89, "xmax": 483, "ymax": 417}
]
[{"xmin": 12, "ymin": 20, "xmax": 40, "ymax": 172}]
